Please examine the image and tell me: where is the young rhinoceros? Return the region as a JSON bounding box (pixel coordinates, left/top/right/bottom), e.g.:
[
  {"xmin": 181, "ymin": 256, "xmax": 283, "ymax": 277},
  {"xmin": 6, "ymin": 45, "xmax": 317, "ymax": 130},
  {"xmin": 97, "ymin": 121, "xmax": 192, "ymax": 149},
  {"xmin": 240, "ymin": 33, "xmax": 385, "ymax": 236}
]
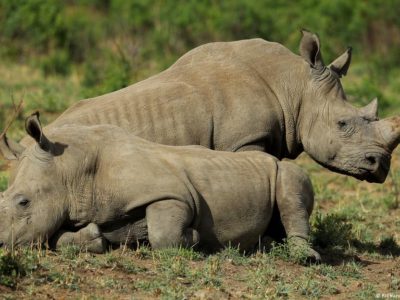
[
  {"xmin": 0, "ymin": 113, "xmax": 319, "ymax": 261},
  {"xmin": 3, "ymin": 31, "xmax": 400, "ymax": 184}
]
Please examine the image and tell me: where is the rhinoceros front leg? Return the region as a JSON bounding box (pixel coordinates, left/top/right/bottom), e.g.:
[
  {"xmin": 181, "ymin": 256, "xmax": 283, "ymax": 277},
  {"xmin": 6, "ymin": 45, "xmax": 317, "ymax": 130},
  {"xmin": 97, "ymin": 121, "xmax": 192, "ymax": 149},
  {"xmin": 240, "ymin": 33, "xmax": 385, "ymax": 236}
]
[
  {"xmin": 276, "ymin": 161, "xmax": 321, "ymax": 263},
  {"xmin": 50, "ymin": 223, "xmax": 108, "ymax": 254},
  {"xmin": 146, "ymin": 200, "xmax": 200, "ymax": 249}
]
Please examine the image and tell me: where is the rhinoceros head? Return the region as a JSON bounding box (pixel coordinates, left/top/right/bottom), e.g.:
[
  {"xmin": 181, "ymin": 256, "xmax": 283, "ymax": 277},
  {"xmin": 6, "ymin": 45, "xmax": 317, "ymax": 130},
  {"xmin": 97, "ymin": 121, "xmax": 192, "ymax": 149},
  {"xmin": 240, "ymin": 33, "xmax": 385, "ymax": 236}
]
[
  {"xmin": 297, "ymin": 30, "xmax": 400, "ymax": 183},
  {"xmin": 0, "ymin": 113, "xmax": 68, "ymax": 247}
]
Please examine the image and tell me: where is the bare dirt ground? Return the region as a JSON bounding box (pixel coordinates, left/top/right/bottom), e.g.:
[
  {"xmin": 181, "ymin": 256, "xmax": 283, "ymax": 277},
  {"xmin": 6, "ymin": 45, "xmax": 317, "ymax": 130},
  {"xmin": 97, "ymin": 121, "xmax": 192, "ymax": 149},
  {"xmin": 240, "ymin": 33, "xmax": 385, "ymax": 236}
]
[{"xmin": 0, "ymin": 246, "xmax": 398, "ymax": 299}]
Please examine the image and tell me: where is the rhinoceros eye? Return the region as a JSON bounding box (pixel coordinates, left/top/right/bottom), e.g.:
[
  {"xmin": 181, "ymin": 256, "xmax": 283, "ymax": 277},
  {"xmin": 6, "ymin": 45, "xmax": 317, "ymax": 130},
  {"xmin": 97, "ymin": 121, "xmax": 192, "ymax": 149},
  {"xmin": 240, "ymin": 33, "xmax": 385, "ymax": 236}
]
[
  {"xmin": 15, "ymin": 195, "xmax": 30, "ymax": 207},
  {"xmin": 18, "ymin": 198, "xmax": 30, "ymax": 207},
  {"xmin": 337, "ymin": 120, "xmax": 347, "ymax": 130}
]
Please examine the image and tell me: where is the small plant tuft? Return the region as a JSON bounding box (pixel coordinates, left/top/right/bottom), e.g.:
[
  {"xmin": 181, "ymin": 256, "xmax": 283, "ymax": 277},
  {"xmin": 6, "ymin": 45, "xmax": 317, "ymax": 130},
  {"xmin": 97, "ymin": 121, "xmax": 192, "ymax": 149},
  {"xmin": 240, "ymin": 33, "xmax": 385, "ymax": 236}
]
[
  {"xmin": 312, "ymin": 212, "xmax": 353, "ymax": 249},
  {"xmin": 0, "ymin": 248, "xmax": 39, "ymax": 289},
  {"xmin": 268, "ymin": 240, "xmax": 314, "ymax": 265},
  {"xmin": 215, "ymin": 245, "xmax": 247, "ymax": 266},
  {"xmin": 58, "ymin": 244, "xmax": 81, "ymax": 260},
  {"xmin": 379, "ymin": 236, "xmax": 400, "ymax": 256}
]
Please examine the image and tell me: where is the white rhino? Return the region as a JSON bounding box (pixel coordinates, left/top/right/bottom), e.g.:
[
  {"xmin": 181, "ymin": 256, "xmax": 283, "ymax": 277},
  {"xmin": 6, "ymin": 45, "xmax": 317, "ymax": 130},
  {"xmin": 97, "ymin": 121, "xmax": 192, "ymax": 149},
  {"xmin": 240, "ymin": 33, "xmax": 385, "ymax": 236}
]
[
  {"xmin": 0, "ymin": 113, "xmax": 320, "ymax": 261},
  {"xmin": 2, "ymin": 30, "xmax": 400, "ymax": 183}
]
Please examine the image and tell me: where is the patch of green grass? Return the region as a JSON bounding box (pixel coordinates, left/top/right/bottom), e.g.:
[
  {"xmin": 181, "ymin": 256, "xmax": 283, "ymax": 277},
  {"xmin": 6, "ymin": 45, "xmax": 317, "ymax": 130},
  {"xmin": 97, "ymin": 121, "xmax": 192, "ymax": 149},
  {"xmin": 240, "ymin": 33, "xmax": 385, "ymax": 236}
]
[
  {"xmin": 58, "ymin": 244, "xmax": 81, "ymax": 260},
  {"xmin": 214, "ymin": 245, "xmax": 248, "ymax": 266},
  {"xmin": 355, "ymin": 283, "xmax": 377, "ymax": 299},
  {"xmin": 133, "ymin": 244, "xmax": 153, "ymax": 259},
  {"xmin": 80, "ymin": 248, "xmax": 147, "ymax": 275},
  {"xmin": 156, "ymin": 253, "xmax": 190, "ymax": 280},
  {"xmin": 246, "ymin": 261, "xmax": 282, "ymax": 297},
  {"xmin": 312, "ymin": 179, "xmax": 341, "ymax": 203},
  {"xmin": 98, "ymin": 277, "xmax": 126, "ymax": 290},
  {"xmin": 199, "ymin": 256, "xmax": 223, "ymax": 287},
  {"xmin": 0, "ymin": 63, "xmax": 82, "ymax": 140},
  {"xmin": 294, "ymin": 274, "xmax": 339, "ymax": 298},
  {"xmin": 390, "ymin": 276, "xmax": 400, "ymax": 291},
  {"xmin": 0, "ymin": 248, "xmax": 39, "ymax": 289},
  {"xmin": 267, "ymin": 239, "xmax": 319, "ymax": 265},
  {"xmin": 44, "ymin": 270, "xmax": 81, "ymax": 291},
  {"xmin": 0, "ymin": 172, "xmax": 8, "ymax": 191},
  {"xmin": 132, "ymin": 247, "xmax": 217, "ymax": 298},
  {"xmin": 382, "ymin": 195, "xmax": 399, "ymax": 210},
  {"xmin": 337, "ymin": 261, "xmax": 363, "ymax": 279},
  {"xmin": 310, "ymin": 263, "xmax": 338, "ymax": 280},
  {"xmin": 153, "ymin": 246, "xmax": 203, "ymax": 261}
]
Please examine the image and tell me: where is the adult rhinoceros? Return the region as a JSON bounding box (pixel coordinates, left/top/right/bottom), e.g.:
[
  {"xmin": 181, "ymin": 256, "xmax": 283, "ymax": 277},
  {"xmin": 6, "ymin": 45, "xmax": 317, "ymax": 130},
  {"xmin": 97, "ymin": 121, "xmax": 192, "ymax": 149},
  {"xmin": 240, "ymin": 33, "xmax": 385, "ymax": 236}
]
[
  {"xmin": 1, "ymin": 30, "xmax": 400, "ymax": 182},
  {"xmin": 0, "ymin": 113, "xmax": 320, "ymax": 262}
]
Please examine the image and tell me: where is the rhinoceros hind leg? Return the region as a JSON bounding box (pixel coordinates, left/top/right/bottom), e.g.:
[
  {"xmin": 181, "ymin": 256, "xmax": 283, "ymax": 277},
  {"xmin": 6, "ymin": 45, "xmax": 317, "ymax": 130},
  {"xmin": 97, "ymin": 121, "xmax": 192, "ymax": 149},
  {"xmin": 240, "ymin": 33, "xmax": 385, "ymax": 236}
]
[
  {"xmin": 146, "ymin": 200, "xmax": 199, "ymax": 249},
  {"xmin": 51, "ymin": 223, "xmax": 108, "ymax": 254}
]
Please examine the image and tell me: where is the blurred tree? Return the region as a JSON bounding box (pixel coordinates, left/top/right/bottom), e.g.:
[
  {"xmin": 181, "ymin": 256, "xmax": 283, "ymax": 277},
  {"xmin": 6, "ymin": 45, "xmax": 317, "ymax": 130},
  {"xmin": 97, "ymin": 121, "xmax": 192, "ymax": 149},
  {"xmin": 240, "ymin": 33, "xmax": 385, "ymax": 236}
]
[{"xmin": 0, "ymin": 0, "xmax": 399, "ymax": 111}]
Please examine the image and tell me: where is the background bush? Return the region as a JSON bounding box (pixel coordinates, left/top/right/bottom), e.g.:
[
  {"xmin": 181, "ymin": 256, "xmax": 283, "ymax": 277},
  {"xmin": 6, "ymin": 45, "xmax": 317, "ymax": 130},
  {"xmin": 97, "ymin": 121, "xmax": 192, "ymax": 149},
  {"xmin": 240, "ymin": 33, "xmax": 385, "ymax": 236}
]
[{"xmin": 0, "ymin": 0, "xmax": 399, "ymax": 119}]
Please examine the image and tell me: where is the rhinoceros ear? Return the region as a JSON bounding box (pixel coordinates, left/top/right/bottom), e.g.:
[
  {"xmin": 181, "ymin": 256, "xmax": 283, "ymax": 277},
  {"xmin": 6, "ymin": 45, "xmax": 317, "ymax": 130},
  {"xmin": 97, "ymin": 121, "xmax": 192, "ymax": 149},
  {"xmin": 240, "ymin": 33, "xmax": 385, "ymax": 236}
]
[
  {"xmin": 0, "ymin": 134, "xmax": 25, "ymax": 160},
  {"xmin": 328, "ymin": 47, "xmax": 352, "ymax": 78},
  {"xmin": 299, "ymin": 29, "xmax": 324, "ymax": 69},
  {"xmin": 25, "ymin": 112, "xmax": 51, "ymax": 152}
]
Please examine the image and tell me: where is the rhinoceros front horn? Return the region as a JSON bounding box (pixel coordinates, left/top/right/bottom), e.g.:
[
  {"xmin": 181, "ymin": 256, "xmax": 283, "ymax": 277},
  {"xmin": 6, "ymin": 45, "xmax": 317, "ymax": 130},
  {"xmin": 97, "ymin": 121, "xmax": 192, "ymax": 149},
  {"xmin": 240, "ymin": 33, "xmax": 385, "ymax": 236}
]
[{"xmin": 378, "ymin": 116, "xmax": 400, "ymax": 152}]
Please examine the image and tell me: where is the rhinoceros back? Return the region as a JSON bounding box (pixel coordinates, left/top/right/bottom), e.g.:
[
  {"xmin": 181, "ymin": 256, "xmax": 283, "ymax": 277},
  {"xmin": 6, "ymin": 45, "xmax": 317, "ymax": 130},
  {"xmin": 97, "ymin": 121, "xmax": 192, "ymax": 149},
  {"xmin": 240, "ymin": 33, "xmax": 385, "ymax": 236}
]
[
  {"xmin": 47, "ymin": 81, "xmax": 213, "ymax": 147},
  {"xmin": 22, "ymin": 38, "xmax": 298, "ymax": 155}
]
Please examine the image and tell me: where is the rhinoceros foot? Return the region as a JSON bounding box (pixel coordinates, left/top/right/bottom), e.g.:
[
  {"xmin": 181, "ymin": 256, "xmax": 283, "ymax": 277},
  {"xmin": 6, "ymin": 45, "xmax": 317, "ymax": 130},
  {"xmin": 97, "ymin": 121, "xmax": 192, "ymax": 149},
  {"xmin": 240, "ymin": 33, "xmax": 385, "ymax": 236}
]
[
  {"xmin": 287, "ymin": 236, "xmax": 321, "ymax": 264},
  {"xmin": 51, "ymin": 223, "xmax": 108, "ymax": 254},
  {"xmin": 81, "ymin": 223, "xmax": 108, "ymax": 254}
]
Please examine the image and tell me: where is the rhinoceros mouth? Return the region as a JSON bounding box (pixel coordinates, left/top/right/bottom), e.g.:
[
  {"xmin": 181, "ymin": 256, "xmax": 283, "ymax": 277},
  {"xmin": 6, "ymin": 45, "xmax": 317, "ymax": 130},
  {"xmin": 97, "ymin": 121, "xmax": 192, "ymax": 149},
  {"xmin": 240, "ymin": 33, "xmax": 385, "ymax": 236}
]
[
  {"xmin": 360, "ymin": 164, "xmax": 390, "ymax": 183},
  {"xmin": 355, "ymin": 169, "xmax": 387, "ymax": 183},
  {"xmin": 319, "ymin": 159, "xmax": 390, "ymax": 183}
]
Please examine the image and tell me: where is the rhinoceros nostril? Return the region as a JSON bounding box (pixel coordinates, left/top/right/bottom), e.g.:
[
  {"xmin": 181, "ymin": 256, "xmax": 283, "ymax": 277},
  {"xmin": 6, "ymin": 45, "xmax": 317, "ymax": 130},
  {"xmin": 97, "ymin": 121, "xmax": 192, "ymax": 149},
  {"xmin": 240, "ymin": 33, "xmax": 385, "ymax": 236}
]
[{"xmin": 366, "ymin": 155, "xmax": 377, "ymax": 165}]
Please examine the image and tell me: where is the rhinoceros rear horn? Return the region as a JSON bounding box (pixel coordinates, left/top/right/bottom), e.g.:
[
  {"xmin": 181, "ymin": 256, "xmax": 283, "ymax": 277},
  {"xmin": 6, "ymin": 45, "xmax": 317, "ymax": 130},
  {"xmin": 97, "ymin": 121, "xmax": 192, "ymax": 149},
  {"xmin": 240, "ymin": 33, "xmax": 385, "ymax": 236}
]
[
  {"xmin": 25, "ymin": 112, "xmax": 51, "ymax": 152},
  {"xmin": 360, "ymin": 98, "xmax": 378, "ymax": 120},
  {"xmin": 299, "ymin": 29, "xmax": 324, "ymax": 69},
  {"xmin": 0, "ymin": 134, "xmax": 25, "ymax": 160},
  {"xmin": 328, "ymin": 47, "xmax": 352, "ymax": 78}
]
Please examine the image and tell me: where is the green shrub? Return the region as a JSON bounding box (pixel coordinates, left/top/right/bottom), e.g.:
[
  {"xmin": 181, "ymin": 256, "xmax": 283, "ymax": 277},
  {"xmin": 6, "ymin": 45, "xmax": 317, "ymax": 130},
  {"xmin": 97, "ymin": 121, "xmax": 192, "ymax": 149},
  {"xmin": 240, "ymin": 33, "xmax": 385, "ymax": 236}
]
[
  {"xmin": 0, "ymin": 0, "xmax": 102, "ymax": 64},
  {"xmin": 40, "ymin": 50, "xmax": 71, "ymax": 76},
  {"xmin": 312, "ymin": 212, "xmax": 353, "ymax": 249},
  {"xmin": 379, "ymin": 236, "xmax": 400, "ymax": 256},
  {"xmin": 1, "ymin": 0, "xmax": 400, "ymax": 117},
  {"xmin": 0, "ymin": 249, "xmax": 39, "ymax": 289},
  {"xmin": 82, "ymin": 50, "xmax": 132, "ymax": 97},
  {"xmin": 0, "ymin": 0, "xmax": 63, "ymax": 53}
]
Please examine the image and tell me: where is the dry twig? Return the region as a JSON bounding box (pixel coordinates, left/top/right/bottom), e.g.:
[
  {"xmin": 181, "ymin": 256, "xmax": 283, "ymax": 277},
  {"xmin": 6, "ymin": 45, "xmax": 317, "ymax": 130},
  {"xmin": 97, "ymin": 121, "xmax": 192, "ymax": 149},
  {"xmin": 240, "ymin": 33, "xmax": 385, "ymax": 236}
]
[{"xmin": 0, "ymin": 99, "xmax": 24, "ymax": 139}]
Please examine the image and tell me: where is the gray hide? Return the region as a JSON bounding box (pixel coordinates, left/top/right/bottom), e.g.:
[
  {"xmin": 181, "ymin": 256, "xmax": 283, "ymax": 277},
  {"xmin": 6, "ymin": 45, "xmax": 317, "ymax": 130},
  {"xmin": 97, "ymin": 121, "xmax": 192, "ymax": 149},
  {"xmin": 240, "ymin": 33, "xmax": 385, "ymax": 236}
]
[
  {"xmin": 0, "ymin": 114, "xmax": 320, "ymax": 261},
  {"xmin": 2, "ymin": 30, "xmax": 400, "ymax": 183}
]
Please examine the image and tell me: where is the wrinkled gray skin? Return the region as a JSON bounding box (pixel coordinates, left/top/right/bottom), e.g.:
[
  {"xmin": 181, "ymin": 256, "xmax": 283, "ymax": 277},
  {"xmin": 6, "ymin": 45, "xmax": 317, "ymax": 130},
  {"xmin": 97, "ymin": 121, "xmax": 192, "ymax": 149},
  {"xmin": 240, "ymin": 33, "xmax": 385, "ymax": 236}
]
[
  {"xmin": 0, "ymin": 114, "xmax": 320, "ymax": 261},
  {"xmin": 2, "ymin": 30, "xmax": 400, "ymax": 184}
]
